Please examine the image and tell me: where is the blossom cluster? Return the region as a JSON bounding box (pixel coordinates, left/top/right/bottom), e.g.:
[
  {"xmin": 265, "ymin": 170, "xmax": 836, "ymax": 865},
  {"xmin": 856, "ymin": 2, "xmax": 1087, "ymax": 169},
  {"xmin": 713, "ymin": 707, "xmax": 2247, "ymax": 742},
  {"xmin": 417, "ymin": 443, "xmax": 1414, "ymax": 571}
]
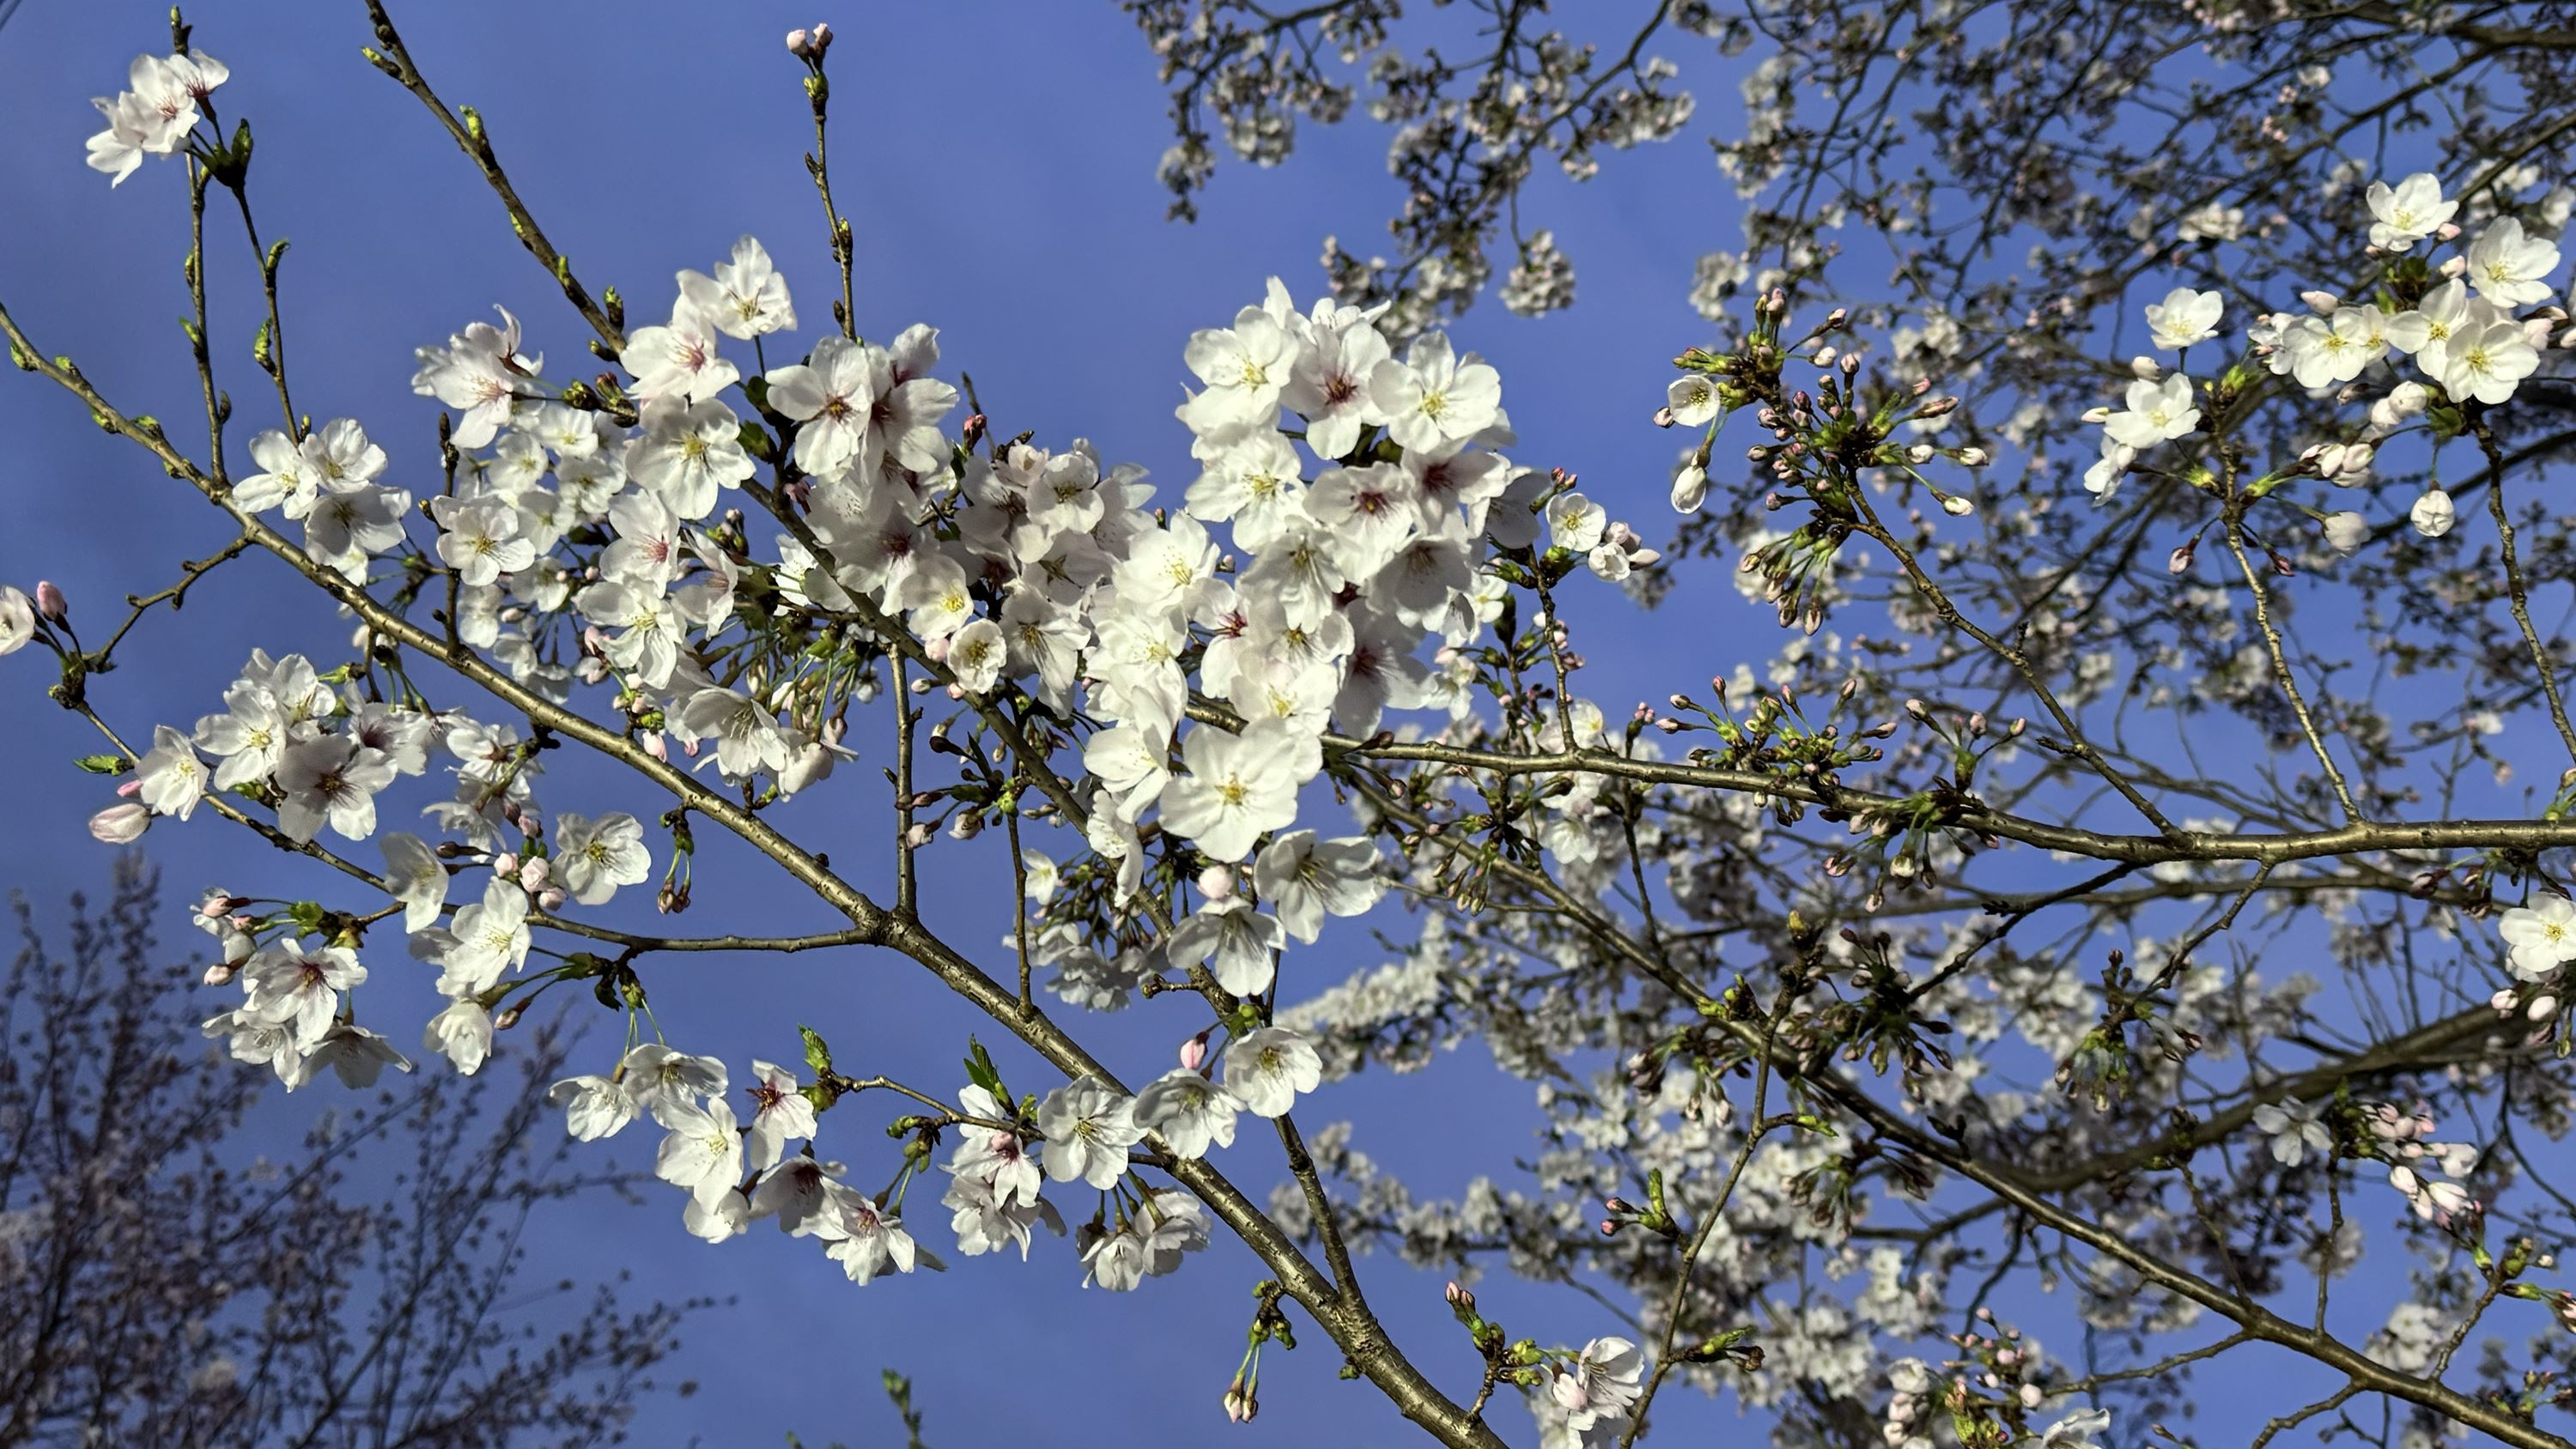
[
  {"xmin": 46, "ymin": 38, "xmax": 1686, "ymax": 1350},
  {"xmin": 2082, "ymin": 173, "xmax": 2573, "ymax": 549}
]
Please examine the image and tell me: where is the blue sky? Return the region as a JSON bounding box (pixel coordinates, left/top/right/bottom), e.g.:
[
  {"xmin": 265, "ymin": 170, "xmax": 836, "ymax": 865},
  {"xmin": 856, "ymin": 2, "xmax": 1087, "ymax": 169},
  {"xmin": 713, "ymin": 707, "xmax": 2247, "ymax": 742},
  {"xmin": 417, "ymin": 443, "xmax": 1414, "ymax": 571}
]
[{"xmin": 0, "ymin": 3, "xmax": 1760, "ymax": 1445}]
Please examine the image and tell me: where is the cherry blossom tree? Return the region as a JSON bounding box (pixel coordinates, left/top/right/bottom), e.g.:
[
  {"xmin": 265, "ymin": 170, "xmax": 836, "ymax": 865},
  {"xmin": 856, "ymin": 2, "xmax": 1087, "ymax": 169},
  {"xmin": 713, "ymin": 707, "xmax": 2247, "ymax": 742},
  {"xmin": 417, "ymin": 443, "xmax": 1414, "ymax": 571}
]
[
  {"xmin": 0, "ymin": 855, "xmax": 699, "ymax": 1447},
  {"xmin": 9, "ymin": 6, "xmax": 2576, "ymax": 1449}
]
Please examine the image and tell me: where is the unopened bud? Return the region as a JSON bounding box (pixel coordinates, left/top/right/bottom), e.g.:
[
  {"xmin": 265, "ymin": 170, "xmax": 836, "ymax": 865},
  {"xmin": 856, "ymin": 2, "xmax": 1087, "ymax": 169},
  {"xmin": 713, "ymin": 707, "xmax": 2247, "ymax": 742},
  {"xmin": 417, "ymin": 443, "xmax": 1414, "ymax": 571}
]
[
  {"xmin": 89, "ymin": 803, "xmax": 150, "ymax": 843},
  {"xmin": 33, "ymin": 580, "xmax": 66, "ymax": 622}
]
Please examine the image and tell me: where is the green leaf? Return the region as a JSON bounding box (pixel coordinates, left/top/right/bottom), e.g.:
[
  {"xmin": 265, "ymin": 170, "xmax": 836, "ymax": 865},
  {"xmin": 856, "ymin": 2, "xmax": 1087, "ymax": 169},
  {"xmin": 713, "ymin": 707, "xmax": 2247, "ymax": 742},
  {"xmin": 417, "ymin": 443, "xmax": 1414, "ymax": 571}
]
[{"xmin": 963, "ymin": 1036, "xmax": 1002, "ymax": 1098}]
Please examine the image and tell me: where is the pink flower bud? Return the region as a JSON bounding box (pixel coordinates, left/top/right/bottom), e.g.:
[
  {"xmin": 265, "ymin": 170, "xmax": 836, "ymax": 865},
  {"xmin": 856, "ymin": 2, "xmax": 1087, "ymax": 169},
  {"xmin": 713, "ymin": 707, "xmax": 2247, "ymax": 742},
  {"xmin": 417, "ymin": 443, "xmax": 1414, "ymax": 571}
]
[
  {"xmin": 89, "ymin": 803, "xmax": 150, "ymax": 843},
  {"xmin": 1196, "ymin": 864, "xmax": 1235, "ymax": 900},
  {"xmin": 33, "ymin": 580, "xmax": 66, "ymax": 622},
  {"xmin": 519, "ymin": 858, "xmax": 551, "ymax": 892},
  {"xmin": 537, "ymin": 887, "xmax": 568, "ymax": 912},
  {"xmin": 492, "ymin": 852, "xmax": 520, "ymax": 876},
  {"xmin": 2530, "ymin": 994, "xmax": 2560, "ymax": 1022},
  {"xmin": 203, "ymin": 961, "xmax": 235, "ymax": 987},
  {"xmin": 786, "ymin": 27, "xmax": 810, "ymax": 52},
  {"xmin": 116, "ymin": 778, "xmax": 141, "ymax": 797},
  {"xmin": 1180, "ymin": 1032, "xmax": 1210, "ymax": 1072}
]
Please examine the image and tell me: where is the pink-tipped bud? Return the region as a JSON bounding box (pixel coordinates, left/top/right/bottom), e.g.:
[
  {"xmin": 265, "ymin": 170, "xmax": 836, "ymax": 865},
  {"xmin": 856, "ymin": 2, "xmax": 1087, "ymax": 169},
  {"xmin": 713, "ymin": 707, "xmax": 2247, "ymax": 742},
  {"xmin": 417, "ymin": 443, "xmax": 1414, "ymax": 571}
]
[
  {"xmin": 492, "ymin": 851, "xmax": 520, "ymax": 877},
  {"xmin": 786, "ymin": 27, "xmax": 811, "ymax": 53},
  {"xmin": 33, "ymin": 580, "xmax": 66, "ymax": 622},
  {"xmin": 1196, "ymin": 864, "xmax": 1235, "ymax": 900},
  {"xmin": 1180, "ymin": 1032, "xmax": 1211, "ymax": 1072},
  {"xmin": 519, "ymin": 858, "xmax": 551, "ymax": 892},
  {"xmin": 203, "ymin": 961, "xmax": 236, "ymax": 987},
  {"xmin": 495, "ymin": 1004, "xmax": 524, "ymax": 1030},
  {"xmin": 89, "ymin": 803, "xmax": 150, "ymax": 843}
]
